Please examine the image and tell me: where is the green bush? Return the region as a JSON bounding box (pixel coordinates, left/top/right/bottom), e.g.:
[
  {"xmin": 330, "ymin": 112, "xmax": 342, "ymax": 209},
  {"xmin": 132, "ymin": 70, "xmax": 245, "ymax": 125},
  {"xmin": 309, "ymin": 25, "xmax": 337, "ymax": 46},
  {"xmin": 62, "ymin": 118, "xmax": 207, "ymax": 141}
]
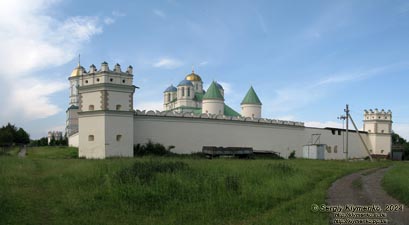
[
  {"xmin": 288, "ymin": 150, "xmax": 296, "ymax": 159},
  {"xmin": 134, "ymin": 141, "xmax": 176, "ymax": 156}
]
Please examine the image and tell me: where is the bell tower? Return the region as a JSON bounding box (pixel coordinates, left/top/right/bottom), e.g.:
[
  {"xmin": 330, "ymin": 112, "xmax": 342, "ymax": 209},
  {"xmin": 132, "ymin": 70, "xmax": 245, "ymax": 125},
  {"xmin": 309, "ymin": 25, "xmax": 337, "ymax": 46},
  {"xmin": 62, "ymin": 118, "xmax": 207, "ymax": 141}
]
[
  {"xmin": 77, "ymin": 62, "xmax": 136, "ymax": 159},
  {"xmin": 363, "ymin": 109, "xmax": 392, "ymax": 155}
]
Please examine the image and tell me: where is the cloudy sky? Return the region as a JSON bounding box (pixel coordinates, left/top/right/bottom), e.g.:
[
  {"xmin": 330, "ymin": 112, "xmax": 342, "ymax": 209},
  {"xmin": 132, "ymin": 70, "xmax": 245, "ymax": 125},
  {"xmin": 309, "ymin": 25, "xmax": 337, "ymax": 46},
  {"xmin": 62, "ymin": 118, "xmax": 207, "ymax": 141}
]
[{"xmin": 1, "ymin": 0, "xmax": 409, "ymax": 139}]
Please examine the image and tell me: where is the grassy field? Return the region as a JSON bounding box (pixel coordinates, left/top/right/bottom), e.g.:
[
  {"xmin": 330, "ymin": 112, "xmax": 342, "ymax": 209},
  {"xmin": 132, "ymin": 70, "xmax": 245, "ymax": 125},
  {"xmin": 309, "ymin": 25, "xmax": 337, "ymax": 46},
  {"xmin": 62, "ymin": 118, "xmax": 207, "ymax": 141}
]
[
  {"xmin": 0, "ymin": 147, "xmax": 391, "ymax": 225},
  {"xmin": 382, "ymin": 162, "xmax": 409, "ymax": 206}
]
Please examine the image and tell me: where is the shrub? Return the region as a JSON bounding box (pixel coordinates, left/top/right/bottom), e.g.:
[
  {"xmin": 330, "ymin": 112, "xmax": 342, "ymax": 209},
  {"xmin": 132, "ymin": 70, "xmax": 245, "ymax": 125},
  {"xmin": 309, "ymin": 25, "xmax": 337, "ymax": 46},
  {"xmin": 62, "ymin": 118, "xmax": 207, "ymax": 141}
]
[
  {"xmin": 288, "ymin": 150, "xmax": 296, "ymax": 159},
  {"xmin": 133, "ymin": 141, "xmax": 176, "ymax": 156}
]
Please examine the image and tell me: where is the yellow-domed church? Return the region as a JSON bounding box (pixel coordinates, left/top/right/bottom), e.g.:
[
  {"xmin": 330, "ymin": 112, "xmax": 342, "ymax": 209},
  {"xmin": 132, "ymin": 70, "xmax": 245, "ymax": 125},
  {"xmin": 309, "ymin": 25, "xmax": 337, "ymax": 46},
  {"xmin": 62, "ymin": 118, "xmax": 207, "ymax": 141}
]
[{"xmin": 163, "ymin": 70, "xmax": 262, "ymax": 117}]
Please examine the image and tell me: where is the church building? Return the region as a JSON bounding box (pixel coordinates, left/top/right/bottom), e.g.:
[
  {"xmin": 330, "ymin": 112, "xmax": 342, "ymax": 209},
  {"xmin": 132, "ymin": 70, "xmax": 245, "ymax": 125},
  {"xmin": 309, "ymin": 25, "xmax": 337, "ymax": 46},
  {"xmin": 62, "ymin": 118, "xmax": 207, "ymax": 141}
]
[{"xmin": 163, "ymin": 70, "xmax": 262, "ymax": 118}]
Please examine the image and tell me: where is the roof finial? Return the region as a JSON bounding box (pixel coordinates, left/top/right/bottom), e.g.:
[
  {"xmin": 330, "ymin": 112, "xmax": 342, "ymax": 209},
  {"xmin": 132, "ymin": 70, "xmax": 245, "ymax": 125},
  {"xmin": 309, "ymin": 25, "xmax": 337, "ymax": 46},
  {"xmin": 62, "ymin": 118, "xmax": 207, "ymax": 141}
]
[
  {"xmin": 78, "ymin": 54, "xmax": 81, "ymax": 66},
  {"xmin": 192, "ymin": 64, "xmax": 194, "ymax": 73}
]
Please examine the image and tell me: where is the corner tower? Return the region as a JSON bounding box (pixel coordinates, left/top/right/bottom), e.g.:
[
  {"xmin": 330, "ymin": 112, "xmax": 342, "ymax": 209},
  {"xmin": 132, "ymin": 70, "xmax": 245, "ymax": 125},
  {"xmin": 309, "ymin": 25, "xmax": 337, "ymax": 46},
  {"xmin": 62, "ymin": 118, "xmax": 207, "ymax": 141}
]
[
  {"xmin": 241, "ymin": 86, "xmax": 262, "ymax": 118},
  {"xmin": 77, "ymin": 62, "xmax": 136, "ymax": 159},
  {"xmin": 363, "ymin": 109, "xmax": 392, "ymax": 155}
]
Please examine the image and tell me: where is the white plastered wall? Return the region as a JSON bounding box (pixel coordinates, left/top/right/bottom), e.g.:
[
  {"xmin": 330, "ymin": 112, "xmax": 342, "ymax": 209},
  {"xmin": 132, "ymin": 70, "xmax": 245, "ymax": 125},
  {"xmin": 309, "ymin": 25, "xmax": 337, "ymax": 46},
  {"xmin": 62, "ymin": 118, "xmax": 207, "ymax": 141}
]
[
  {"xmin": 105, "ymin": 113, "xmax": 134, "ymax": 157},
  {"xmin": 107, "ymin": 91, "xmax": 131, "ymax": 111},
  {"xmin": 202, "ymin": 99, "xmax": 224, "ymax": 115},
  {"xmin": 81, "ymin": 92, "xmax": 102, "ymax": 111},
  {"xmin": 79, "ymin": 114, "xmax": 106, "ymax": 159},
  {"xmin": 134, "ymin": 116, "xmax": 371, "ymax": 159},
  {"xmin": 68, "ymin": 132, "xmax": 79, "ymax": 147},
  {"xmin": 241, "ymin": 104, "xmax": 261, "ymax": 118}
]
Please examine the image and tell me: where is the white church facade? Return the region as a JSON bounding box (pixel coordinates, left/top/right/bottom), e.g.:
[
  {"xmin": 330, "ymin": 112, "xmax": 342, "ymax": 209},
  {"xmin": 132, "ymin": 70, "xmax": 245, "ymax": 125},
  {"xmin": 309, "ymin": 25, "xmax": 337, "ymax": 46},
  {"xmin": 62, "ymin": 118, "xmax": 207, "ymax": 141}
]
[{"xmin": 66, "ymin": 62, "xmax": 392, "ymax": 159}]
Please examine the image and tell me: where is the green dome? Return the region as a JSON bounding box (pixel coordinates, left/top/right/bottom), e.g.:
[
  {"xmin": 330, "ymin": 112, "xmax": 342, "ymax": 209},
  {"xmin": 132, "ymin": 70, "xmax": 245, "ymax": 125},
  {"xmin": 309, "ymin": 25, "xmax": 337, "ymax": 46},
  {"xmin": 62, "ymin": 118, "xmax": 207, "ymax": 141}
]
[
  {"xmin": 241, "ymin": 86, "xmax": 262, "ymax": 105},
  {"xmin": 203, "ymin": 81, "xmax": 224, "ymax": 100}
]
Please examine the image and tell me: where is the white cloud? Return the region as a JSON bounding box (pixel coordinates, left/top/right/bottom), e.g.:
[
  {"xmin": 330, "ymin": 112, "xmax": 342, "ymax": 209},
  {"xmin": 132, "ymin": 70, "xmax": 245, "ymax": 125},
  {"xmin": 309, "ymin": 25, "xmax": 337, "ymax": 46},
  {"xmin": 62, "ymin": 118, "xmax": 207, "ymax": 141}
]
[
  {"xmin": 104, "ymin": 17, "xmax": 115, "ymax": 25},
  {"xmin": 135, "ymin": 101, "xmax": 163, "ymax": 111},
  {"xmin": 0, "ymin": 0, "xmax": 104, "ymax": 123},
  {"xmin": 305, "ymin": 121, "xmax": 344, "ymax": 129},
  {"xmin": 199, "ymin": 61, "xmax": 209, "ymax": 66},
  {"xmin": 112, "ymin": 10, "xmax": 126, "ymax": 17},
  {"xmin": 270, "ymin": 63, "xmax": 407, "ymax": 113},
  {"xmin": 47, "ymin": 124, "xmax": 66, "ymax": 133},
  {"xmin": 153, "ymin": 58, "xmax": 183, "ymax": 69},
  {"xmin": 153, "ymin": 9, "xmax": 166, "ymax": 18}
]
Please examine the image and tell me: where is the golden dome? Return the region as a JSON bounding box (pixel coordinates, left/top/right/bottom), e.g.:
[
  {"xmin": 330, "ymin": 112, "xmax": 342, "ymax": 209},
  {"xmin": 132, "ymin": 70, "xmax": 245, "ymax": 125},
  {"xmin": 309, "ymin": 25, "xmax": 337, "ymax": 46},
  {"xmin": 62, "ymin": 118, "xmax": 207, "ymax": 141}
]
[
  {"xmin": 70, "ymin": 65, "xmax": 86, "ymax": 77},
  {"xmin": 185, "ymin": 71, "xmax": 202, "ymax": 81}
]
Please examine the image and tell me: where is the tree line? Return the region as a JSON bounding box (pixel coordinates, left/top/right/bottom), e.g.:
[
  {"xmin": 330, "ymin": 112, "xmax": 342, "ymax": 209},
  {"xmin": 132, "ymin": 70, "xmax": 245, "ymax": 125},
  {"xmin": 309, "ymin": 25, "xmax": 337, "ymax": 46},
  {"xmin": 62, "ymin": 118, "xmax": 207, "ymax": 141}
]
[
  {"xmin": 0, "ymin": 123, "xmax": 68, "ymax": 152},
  {"xmin": 0, "ymin": 123, "xmax": 30, "ymax": 149}
]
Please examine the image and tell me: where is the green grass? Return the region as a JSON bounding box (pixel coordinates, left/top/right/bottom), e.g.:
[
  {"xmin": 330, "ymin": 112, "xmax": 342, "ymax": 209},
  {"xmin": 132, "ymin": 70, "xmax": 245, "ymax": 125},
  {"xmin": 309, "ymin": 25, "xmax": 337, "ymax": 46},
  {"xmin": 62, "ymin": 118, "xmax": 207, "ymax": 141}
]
[
  {"xmin": 0, "ymin": 147, "xmax": 391, "ymax": 225},
  {"xmin": 382, "ymin": 162, "xmax": 409, "ymax": 206},
  {"xmin": 26, "ymin": 146, "xmax": 78, "ymax": 159},
  {"xmin": 0, "ymin": 146, "xmax": 20, "ymax": 156}
]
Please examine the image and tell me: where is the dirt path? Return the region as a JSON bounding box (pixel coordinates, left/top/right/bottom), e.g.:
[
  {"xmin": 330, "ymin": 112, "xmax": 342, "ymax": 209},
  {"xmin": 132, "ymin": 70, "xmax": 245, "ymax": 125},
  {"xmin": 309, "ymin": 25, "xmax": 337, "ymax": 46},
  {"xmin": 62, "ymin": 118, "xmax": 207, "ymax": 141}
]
[
  {"xmin": 18, "ymin": 145, "xmax": 26, "ymax": 157},
  {"xmin": 327, "ymin": 167, "xmax": 409, "ymax": 225}
]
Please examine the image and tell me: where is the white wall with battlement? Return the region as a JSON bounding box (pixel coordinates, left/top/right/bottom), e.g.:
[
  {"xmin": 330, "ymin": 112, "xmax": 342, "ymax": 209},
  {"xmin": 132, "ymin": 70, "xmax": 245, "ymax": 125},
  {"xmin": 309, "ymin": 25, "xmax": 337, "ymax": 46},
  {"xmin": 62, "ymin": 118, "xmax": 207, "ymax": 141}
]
[{"xmin": 133, "ymin": 110, "xmax": 370, "ymax": 159}]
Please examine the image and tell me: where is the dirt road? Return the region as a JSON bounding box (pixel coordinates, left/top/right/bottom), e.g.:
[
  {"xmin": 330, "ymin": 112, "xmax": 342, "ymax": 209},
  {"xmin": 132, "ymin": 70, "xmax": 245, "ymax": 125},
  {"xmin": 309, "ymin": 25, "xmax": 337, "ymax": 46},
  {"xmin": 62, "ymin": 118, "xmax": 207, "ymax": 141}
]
[{"xmin": 327, "ymin": 167, "xmax": 409, "ymax": 225}]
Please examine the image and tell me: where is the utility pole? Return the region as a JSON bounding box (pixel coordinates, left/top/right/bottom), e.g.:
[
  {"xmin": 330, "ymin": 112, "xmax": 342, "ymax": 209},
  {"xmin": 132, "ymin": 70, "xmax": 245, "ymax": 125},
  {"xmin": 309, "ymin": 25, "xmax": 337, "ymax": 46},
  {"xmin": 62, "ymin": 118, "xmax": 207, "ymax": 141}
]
[
  {"xmin": 339, "ymin": 104, "xmax": 373, "ymax": 162},
  {"xmin": 348, "ymin": 115, "xmax": 373, "ymax": 162},
  {"xmin": 345, "ymin": 104, "xmax": 349, "ymax": 160}
]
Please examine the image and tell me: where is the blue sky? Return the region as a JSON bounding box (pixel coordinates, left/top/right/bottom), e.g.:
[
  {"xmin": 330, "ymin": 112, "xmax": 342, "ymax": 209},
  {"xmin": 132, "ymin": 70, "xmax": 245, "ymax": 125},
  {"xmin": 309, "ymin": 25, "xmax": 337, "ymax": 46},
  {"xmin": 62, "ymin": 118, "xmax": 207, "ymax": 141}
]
[{"xmin": 1, "ymin": 0, "xmax": 409, "ymax": 139}]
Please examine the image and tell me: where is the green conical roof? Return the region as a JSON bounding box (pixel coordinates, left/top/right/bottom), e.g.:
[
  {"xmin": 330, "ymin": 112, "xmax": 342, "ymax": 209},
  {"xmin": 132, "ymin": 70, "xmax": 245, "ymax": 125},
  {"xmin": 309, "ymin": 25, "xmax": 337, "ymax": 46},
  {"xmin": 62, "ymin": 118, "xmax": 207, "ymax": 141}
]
[
  {"xmin": 241, "ymin": 86, "xmax": 262, "ymax": 105},
  {"xmin": 203, "ymin": 81, "xmax": 224, "ymax": 100}
]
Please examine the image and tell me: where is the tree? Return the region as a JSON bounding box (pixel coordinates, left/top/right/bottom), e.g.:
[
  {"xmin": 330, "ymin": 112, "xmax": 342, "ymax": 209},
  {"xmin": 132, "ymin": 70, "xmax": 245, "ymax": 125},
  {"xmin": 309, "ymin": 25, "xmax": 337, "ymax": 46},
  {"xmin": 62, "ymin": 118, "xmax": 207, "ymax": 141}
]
[
  {"xmin": 15, "ymin": 128, "xmax": 30, "ymax": 145},
  {"xmin": 392, "ymin": 132, "xmax": 406, "ymax": 145},
  {"xmin": 0, "ymin": 130, "xmax": 13, "ymax": 151},
  {"xmin": 49, "ymin": 135, "xmax": 56, "ymax": 146},
  {"xmin": 391, "ymin": 132, "xmax": 409, "ymax": 160}
]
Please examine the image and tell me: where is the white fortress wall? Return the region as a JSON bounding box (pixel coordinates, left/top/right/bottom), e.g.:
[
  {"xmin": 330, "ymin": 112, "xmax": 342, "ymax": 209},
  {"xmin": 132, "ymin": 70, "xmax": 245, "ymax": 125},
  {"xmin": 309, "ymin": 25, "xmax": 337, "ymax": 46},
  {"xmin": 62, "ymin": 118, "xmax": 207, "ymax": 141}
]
[
  {"xmin": 133, "ymin": 111, "xmax": 370, "ymax": 159},
  {"xmin": 68, "ymin": 132, "xmax": 79, "ymax": 147}
]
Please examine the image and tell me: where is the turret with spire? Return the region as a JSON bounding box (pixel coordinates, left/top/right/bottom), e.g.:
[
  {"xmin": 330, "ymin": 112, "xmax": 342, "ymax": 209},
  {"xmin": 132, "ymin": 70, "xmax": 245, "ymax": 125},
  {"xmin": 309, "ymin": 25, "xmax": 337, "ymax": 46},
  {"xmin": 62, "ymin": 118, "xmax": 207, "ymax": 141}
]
[
  {"xmin": 241, "ymin": 86, "xmax": 262, "ymax": 118},
  {"xmin": 202, "ymin": 81, "xmax": 225, "ymax": 115}
]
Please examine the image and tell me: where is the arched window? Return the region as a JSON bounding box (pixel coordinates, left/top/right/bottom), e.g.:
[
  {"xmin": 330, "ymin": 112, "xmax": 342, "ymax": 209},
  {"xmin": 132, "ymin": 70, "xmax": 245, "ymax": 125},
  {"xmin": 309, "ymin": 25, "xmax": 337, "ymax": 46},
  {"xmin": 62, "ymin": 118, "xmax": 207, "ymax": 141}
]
[
  {"xmin": 182, "ymin": 87, "xmax": 185, "ymax": 97},
  {"xmin": 187, "ymin": 88, "xmax": 190, "ymax": 97},
  {"xmin": 167, "ymin": 93, "xmax": 171, "ymax": 102},
  {"xmin": 116, "ymin": 135, "xmax": 122, "ymax": 141},
  {"xmin": 116, "ymin": 105, "xmax": 121, "ymax": 110},
  {"xmin": 89, "ymin": 105, "xmax": 94, "ymax": 111}
]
